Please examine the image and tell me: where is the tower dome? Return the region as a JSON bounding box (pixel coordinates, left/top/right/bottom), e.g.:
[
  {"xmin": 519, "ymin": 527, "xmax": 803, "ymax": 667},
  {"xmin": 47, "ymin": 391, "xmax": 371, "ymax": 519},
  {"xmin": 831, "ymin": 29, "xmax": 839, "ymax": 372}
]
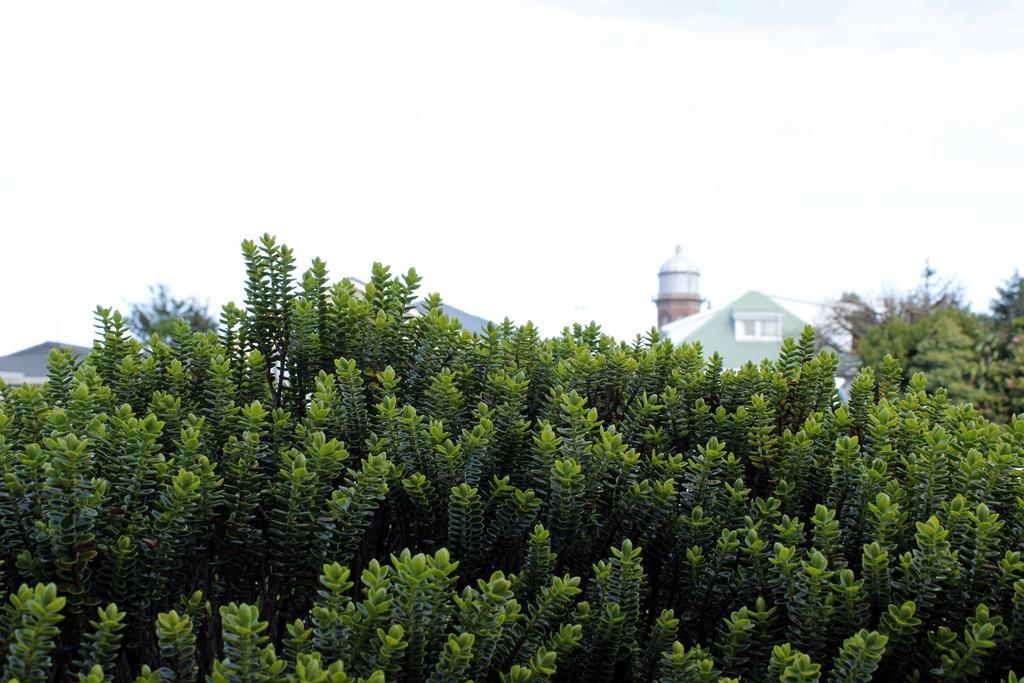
[
  {"xmin": 658, "ymin": 245, "xmax": 700, "ymax": 295},
  {"xmin": 654, "ymin": 245, "xmax": 702, "ymax": 329}
]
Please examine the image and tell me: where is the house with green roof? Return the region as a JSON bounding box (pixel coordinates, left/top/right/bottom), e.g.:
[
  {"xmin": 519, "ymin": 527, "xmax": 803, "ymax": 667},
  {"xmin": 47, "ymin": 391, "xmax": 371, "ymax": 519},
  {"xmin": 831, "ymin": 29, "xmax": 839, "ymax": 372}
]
[
  {"xmin": 660, "ymin": 290, "xmax": 809, "ymax": 368},
  {"xmin": 654, "ymin": 246, "xmax": 810, "ymax": 369}
]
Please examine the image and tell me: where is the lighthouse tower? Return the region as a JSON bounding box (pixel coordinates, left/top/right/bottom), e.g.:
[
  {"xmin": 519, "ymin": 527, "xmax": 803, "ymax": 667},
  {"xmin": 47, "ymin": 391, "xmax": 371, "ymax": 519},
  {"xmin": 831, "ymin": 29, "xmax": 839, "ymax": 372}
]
[{"xmin": 655, "ymin": 245, "xmax": 702, "ymax": 329}]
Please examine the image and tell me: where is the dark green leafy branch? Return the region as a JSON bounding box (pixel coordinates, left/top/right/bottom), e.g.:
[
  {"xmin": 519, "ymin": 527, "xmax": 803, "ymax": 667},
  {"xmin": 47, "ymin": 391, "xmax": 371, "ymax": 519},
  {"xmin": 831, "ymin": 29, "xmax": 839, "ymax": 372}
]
[{"xmin": 0, "ymin": 234, "xmax": 1022, "ymax": 681}]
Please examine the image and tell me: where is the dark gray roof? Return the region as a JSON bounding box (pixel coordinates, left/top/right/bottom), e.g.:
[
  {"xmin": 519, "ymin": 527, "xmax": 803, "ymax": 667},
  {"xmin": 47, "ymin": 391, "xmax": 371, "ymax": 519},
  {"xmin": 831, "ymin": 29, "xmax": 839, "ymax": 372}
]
[
  {"xmin": 0, "ymin": 341, "xmax": 91, "ymax": 377},
  {"xmin": 421, "ymin": 301, "xmax": 491, "ymax": 335},
  {"xmin": 345, "ymin": 276, "xmax": 491, "ymax": 334}
]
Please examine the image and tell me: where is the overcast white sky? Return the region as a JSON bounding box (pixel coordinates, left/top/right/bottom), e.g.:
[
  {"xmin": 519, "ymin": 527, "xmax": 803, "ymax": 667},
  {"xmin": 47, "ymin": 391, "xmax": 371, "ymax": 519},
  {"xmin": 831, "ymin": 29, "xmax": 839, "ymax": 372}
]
[{"xmin": 2, "ymin": 0, "xmax": 1023, "ymax": 355}]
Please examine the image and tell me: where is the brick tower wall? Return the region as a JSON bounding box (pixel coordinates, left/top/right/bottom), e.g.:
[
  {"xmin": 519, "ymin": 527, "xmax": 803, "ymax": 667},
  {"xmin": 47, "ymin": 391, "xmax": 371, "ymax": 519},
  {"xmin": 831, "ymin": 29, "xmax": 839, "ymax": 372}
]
[{"xmin": 656, "ymin": 295, "xmax": 702, "ymax": 328}]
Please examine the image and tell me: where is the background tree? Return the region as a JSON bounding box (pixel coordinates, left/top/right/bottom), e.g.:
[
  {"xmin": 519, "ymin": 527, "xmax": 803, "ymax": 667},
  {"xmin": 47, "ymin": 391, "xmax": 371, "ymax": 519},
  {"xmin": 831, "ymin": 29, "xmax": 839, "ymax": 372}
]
[
  {"xmin": 986, "ymin": 271, "xmax": 1024, "ymax": 417},
  {"xmin": 128, "ymin": 283, "xmax": 217, "ymax": 339},
  {"xmin": 821, "ymin": 262, "xmax": 966, "ymax": 361},
  {"xmin": 858, "ymin": 308, "xmax": 989, "ymax": 406},
  {"xmin": 991, "ymin": 270, "xmax": 1024, "ymax": 330},
  {"xmin": 821, "ymin": 263, "xmax": 1024, "ymax": 421}
]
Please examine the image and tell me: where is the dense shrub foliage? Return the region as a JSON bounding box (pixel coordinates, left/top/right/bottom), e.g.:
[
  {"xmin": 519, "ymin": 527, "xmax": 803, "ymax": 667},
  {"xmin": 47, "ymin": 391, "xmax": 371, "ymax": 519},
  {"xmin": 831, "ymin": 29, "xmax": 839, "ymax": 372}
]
[{"xmin": 2, "ymin": 235, "xmax": 1024, "ymax": 682}]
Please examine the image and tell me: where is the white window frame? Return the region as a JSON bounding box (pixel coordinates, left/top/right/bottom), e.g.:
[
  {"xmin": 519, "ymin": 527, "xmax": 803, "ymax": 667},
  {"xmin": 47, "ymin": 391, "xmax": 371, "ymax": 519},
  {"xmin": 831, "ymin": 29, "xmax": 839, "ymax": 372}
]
[{"xmin": 733, "ymin": 313, "xmax": 783, "ymax": 342}]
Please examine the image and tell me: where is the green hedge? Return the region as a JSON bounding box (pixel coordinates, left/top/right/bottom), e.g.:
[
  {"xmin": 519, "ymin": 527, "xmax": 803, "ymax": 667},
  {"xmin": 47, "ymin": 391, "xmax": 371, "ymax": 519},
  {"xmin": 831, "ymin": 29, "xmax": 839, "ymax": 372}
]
[{"xmin": 1, "ymin": 234, "xmax": 1023, "ymax": 682}]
